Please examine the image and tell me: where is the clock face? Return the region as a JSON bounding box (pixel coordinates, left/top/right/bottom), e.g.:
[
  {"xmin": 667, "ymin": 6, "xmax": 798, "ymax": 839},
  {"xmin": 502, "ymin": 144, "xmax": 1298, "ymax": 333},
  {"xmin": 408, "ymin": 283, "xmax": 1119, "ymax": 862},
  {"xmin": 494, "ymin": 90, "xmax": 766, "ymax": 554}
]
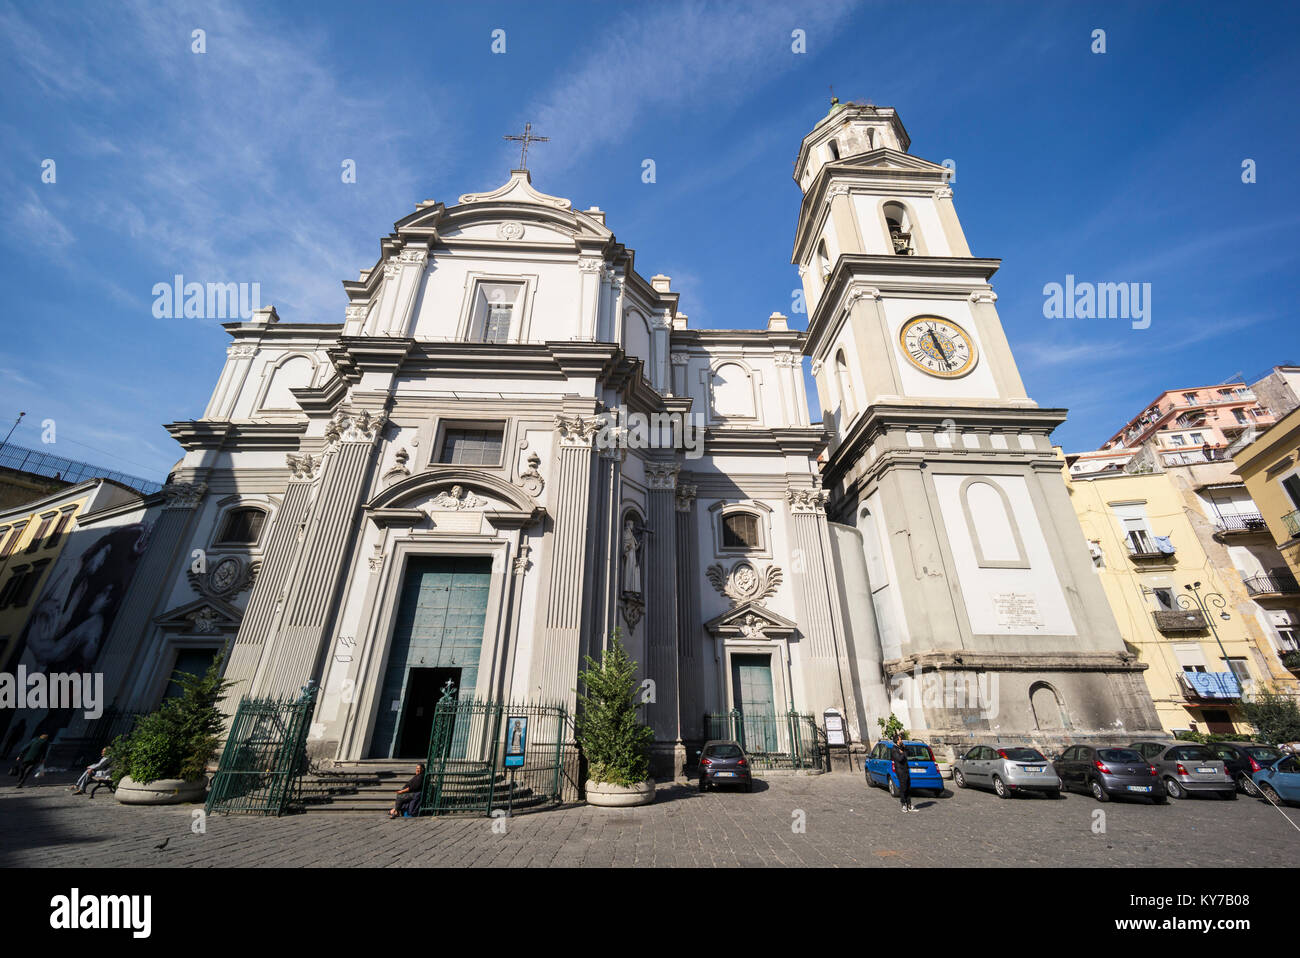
[{"xmin": 898, "ymin": 316, "xmax": 977, "ymax": 378}]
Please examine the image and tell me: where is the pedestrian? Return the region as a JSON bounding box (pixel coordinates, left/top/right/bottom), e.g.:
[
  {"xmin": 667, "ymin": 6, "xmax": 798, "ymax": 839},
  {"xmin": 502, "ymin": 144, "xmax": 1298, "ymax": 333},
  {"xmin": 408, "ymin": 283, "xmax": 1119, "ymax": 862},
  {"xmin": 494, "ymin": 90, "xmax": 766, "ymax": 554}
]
[
  {"xmin": 14, "ymin": 733, "xmax": 50, "ymax": 788},
  {"xmin": 388, "ymin": 762, "xmax": 425, "ymax": 819},
  {"xmin": 71, "ymin": 748, "xmax": 112, "ymax": 795},
  {"xmin": 892, "ymin": 731, "xmax": 914, "ymax": 812}
]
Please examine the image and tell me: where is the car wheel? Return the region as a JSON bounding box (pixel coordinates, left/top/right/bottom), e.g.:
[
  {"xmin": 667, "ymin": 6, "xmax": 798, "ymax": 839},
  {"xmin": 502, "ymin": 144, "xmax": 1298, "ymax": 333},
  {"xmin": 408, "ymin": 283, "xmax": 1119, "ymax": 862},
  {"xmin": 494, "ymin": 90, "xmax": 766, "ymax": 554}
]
[
  {"xmin": 954, "ymin": 768, "xmax": 967, "ymax": 789},
  {"xmin": 1238, "ymin": 775, "xmax": 1260, "ymax": 797},
  {"xmin": 1090, "ymin": 778, "xmax": 1109, "ymax": 802},
  {"xmin": 993, "ymin": 776, "xmax": 1011, "ymax": 799},
  {"xmin": 888, "ymin": 778, "xmax": 899, "ymax": 798},
  {"xmin": 1164, "ymin": 777, "xmax": 1184, "ymax": 800},
  {"xmin": 1259, "ymin": 783, "xmax": 1282, "ymax": 805}
]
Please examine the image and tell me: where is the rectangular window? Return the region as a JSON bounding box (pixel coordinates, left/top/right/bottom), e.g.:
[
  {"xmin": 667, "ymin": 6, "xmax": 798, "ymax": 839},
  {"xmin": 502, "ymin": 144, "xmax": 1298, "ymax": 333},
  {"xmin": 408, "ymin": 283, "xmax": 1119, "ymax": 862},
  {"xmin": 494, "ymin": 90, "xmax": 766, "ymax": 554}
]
[
  {"xmin": 1189, "ymin": 432, "xmax": 1205, "ymax": 444},
  {"xmin": 1233, "ymin": 409, "xmax": 1247, "ymax": 424},
  {"xmin": 439, "ymin": 428, "xmax": 504, "ymax": 466},
  {"xmin": 1223, "ymin": 657, "xmax": 1252, "ymax": 688},
  {"xmin": 1152, "ymin": 587, "xmax": 1175, "ymax": 610},
  {"xmin": 1282, "ymin": 473, "xmax": 1300, "ymax": 509},
  {"xmin": 24, "ymin": 515, "xmax": 55, "ymax": 553},
  {"xmin": 483, "ymin": 303, "xmax": 512, "ymax": 344},
  {"xmin": 1182, "ymin": 392, "xmax": 1198, "ymax": 404},
  {"xmin": 43, "ymin": 509, "xmax": 75, "ymax": 550},
  {"xmin": 1169, "ymin": 435, "xmax": 1185, "ymax": 446},
  {"xmin": 469, "ymin": 282, "xmax": 523, "ymax": 343},
  {"xmin": 0, "ymin": 565, "xmax": 28, "ymax": 607}
]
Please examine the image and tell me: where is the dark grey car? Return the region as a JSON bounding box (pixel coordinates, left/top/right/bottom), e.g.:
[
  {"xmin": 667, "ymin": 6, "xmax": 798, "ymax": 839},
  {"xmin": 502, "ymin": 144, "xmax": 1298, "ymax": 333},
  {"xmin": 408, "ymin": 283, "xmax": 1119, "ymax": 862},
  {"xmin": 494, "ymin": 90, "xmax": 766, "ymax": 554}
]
[
  {"xmin": 1129, "ymin": 741, "xmax": 1236, "ymax": 800},
  {"xmin": 954, "ymin": 745, "xmax": 1062, "ymax": 798},
  {"xmin": 698, "ymin": 740, "xmax": 753, "ymax": 792},
  {"xmin": 1053, "ymin": 745, "xmax": 1167, "ymax": 803}
]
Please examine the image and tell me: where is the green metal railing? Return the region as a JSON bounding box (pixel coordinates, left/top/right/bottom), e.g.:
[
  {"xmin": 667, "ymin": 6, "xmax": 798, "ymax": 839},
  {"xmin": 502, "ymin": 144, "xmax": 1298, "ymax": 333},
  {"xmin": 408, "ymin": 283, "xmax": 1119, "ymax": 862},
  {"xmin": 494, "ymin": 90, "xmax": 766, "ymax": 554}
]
[
  {"xmin": 421, "ymin": 689, "xmax": 572, "ymax": 817},
  {"xmin": 703, "ymin": 709, "xmax": 825, "ymax": 770},
  {"xmin": 205, "ymin": 683, "xmax": 318, "ymax": 816}
]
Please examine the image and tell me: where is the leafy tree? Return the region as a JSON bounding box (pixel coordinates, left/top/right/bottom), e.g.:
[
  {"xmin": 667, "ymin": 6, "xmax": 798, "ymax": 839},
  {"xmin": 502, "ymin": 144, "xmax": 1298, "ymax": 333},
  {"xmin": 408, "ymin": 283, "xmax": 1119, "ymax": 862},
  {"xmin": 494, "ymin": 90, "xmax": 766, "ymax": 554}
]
[
  {"xmin": 1240, "ymin": 687, "xmax": 1300, "ymax": 745},
  {"xmin": 877, "ymin": 713, "xmax": 909, "ymax": 741},
  {"xmin": 112, "ymin": 652, "xmax": 232, "ymax": 785},
  {"xmin": 575, "ymin": 630, "xmax": 654, "ymax": 787}
]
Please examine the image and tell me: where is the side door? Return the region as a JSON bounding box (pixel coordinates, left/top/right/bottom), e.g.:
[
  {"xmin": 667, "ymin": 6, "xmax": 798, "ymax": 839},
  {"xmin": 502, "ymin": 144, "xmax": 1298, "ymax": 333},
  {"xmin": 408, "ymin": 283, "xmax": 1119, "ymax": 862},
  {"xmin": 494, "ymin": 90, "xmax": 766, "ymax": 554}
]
[
  {"xmin": 867, "ymin": 744, "xmax": 884, "ymax": 783},
  {"xmin": 972, "ymin": 746, "xmax": 993, "ymax": 783},
  {"xmin": 1066, "ymin": 746, "xmax": 1086, "ymax": 787}
]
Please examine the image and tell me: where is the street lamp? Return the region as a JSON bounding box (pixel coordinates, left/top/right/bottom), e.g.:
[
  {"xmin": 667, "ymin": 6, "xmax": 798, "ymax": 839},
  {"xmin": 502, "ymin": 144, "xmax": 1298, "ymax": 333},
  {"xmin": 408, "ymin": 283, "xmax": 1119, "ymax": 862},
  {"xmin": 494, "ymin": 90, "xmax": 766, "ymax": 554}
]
[{"xmin": 1178, "ymin": 581, "xmax": 1231, "ymax": 667}]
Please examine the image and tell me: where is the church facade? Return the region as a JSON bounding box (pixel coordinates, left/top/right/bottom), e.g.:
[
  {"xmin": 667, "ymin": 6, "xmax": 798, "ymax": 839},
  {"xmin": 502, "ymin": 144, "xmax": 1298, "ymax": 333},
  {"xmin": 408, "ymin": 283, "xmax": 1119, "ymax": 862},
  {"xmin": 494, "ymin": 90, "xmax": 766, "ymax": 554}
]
[{"xmin": 46, "ymin": 103, "xmax": 1162, "ymax": 772}]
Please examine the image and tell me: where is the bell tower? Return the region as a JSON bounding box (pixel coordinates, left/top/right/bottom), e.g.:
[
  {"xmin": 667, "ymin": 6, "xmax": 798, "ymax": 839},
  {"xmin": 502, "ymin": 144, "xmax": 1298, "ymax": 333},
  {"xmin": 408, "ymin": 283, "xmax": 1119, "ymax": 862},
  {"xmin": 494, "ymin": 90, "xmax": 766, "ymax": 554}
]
[{"xmin": 796, "ymin": 100, "xmax": 1162, "ymax": 748}]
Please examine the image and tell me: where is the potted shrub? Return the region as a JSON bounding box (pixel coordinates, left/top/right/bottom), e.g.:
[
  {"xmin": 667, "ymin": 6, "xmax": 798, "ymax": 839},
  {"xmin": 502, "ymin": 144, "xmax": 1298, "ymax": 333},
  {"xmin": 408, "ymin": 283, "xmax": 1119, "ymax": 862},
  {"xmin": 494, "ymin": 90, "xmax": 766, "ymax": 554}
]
[
  {"xmin": 576, "ymin": 630, "xmax": 655, "ymax": 807},
  {"xmin": 112, "ymin": 653, "xmax": 232, "ymax": 805}
]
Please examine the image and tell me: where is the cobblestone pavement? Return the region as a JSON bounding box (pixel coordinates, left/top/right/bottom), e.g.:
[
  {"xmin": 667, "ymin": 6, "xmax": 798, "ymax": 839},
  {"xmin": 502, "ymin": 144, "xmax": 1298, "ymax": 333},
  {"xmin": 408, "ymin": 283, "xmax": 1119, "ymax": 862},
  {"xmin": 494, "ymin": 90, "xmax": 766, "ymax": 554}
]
[{"xmin": 3, "ymin": 771, "xmax": 1298, "ymax": 867}]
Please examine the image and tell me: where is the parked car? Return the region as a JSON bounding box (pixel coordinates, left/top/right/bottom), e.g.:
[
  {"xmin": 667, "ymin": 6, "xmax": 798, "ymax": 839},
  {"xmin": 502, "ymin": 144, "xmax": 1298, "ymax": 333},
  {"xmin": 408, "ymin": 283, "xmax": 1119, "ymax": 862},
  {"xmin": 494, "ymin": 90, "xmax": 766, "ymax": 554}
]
[
  {"xmin": 1204, "ymin": 742, "xmax": 1285, "ymax": 794},
  {"xmin": 865, "ymin": 740, "xmax": 945, "ymax": 796},
  {"xmin": 698, "ymin": 740, "xmax": 752, "ymax": 792},
  {"xmin": 1129, "ymin": 741, "xmax": 1236, "ymax": 800},
  {"xmin": 954, "ymin": 745, "xmax": 1062, "ymax": 799},
  {"xmin": 1052, "ymin": 745, "xmax": 1167, "ymax": 803},
  {"xmin": 1251, "ymin": 754, "xmax": 1300, "ymax": 806}
]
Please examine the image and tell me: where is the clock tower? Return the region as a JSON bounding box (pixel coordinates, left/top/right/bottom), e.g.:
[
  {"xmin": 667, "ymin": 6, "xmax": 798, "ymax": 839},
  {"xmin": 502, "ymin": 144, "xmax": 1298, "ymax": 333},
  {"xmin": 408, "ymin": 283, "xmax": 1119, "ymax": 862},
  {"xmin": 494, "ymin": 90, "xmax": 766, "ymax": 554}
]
[{"xmin": 795, "ymin": 100, "xmax": 1161, "ymax": 748}]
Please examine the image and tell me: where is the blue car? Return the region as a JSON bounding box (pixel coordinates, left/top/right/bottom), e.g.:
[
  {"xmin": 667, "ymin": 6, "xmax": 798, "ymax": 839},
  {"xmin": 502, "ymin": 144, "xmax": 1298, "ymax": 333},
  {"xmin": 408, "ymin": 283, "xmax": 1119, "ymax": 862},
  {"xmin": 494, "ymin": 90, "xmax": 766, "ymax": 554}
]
[
  {"xmin": 1251, "ymin": 753, "xmax": 1300, "ymax": 806},
  {"xmin": 865, "ymin": 739, "xmax": 945, "ymax": 796}
]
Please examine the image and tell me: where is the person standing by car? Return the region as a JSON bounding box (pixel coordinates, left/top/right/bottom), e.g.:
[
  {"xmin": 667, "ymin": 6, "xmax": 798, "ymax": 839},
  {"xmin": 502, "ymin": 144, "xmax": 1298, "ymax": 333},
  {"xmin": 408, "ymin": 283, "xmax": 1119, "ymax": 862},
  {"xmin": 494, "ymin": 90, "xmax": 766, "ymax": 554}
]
[{"xmin": 893, "ymin": 732, "xmax": 914, "ymax": 812}]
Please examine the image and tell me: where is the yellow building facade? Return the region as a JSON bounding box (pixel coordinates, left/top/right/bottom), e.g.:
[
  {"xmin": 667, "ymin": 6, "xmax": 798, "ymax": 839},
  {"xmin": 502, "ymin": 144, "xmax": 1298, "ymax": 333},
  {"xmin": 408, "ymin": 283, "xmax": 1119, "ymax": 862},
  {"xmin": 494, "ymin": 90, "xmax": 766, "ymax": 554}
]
[
  {"xmin": 1065, "ymin": 465, "xmax": 1282, "ymax": 735},
  {"xmin": 1233, "ymin": 407, "xmax": 1300, "ymax": 599}
]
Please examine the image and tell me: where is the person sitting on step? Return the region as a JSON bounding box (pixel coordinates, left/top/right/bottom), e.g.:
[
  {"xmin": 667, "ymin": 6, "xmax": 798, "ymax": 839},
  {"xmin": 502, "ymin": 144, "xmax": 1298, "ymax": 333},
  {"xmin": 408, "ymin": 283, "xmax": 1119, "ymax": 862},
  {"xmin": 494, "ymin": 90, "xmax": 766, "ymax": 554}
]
[{"xmin": 389, "ymin": 763, "xmax": 425, "ymax": 819}]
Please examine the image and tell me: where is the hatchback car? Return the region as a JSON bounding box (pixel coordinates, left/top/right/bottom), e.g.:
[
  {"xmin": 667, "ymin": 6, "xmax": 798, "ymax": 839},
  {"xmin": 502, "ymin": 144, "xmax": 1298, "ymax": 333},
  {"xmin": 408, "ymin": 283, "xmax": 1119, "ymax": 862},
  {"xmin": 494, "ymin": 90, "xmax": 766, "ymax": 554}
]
[
  {"xmin": 865, "ymin": 740, "xmax": 944, "ymax": 796},
  {"xmin": 954, "ymin": 745, "xmax": 1062, "ymax": 799},
  {"xmin": 1204, "ymin": 742, "xmax": 1285, "ymax": 794},
  {"xmin": 1129, "ymin": 741, "xmax": 1236, "ymax": 800},
  {"xmin": 1251, "ymin": 754, "xmax": 1300, "ymax": 806},
  {"xmin": 698, "ymin": 740, "xmax": 752, "ymax": 792},
  {"xmin": 1053, "ymin": 745, "xmax": 1166, "ymax": 803}
]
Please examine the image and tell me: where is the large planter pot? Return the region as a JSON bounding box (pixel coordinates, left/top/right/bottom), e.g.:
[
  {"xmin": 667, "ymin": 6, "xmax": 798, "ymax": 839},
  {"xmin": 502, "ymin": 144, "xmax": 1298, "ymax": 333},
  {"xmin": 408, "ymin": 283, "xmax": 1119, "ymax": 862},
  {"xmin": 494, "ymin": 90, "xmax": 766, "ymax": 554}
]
[
  {"xmin": 115, "ymin": 776, "xmax": 206, "ymax": 806},
  {"xmin": 585, "ymin": 779, "xmax": 655, "ymax": 807}
]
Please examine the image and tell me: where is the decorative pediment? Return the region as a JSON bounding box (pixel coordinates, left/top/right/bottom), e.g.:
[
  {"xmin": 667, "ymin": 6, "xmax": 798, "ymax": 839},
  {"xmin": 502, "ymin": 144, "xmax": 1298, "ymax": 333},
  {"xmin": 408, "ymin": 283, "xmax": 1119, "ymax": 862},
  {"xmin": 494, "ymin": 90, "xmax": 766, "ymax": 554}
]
[
  {"xmin": 704, "ymin": 602, "xmax": 797, "ymax": 641},
  {"xmin": 458, "ymin": 169, "xmax": 572, "ymax": 211},
  {"xmin": 365, "ymin": 467, "xmax": 545, "ymax": 530},
  {"xmin": 154, "ymin": 596, "xmax": 244, "ymax": 634}
]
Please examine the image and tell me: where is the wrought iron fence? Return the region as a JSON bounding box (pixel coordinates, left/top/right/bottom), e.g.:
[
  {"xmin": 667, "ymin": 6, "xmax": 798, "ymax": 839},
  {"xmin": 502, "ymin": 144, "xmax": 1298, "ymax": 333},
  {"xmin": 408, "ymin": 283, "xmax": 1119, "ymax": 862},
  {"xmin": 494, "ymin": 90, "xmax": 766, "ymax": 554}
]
[
  {"xmin": 703, "ymin": 710, "xmax": 825, "ymax": 770},
  {"xmin": 421, "ymin": 692, "xmax": 573, "ymax": 817},
  {"xmin": 205, "ymin": 683, "xmax": 317, "ymax": 816}
]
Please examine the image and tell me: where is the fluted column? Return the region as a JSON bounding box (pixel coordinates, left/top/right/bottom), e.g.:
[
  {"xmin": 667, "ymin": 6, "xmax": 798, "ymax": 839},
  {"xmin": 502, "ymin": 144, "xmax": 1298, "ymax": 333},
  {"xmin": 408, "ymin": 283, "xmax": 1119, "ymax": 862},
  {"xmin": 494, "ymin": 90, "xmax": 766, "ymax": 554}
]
[
  {"xmin": 251, "ymin": 408, "xmax": 386, "ymax": 699},
  {"xmin": 530, "ymin": 414, "xmax": 600, "ymax": 711},
  {"xmin": 786, "ymin": 484, "xmax": 860, "ymax": 731},
  {"xmin": 674, "ymin": 479, "xmax": 702, "ymax": 745},
  {"xmin": 644, "ymin": 462, "xmax": 681, "ymax": 773}
]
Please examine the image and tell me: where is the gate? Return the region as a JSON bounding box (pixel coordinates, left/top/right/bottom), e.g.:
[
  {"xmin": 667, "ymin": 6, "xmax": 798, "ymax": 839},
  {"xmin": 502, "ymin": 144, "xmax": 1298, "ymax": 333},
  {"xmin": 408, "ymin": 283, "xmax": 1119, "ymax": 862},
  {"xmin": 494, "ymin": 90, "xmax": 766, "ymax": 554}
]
[
  {"xmin": 421, "ymin": 689, "xmax": 572, "ymax": 816},
  {"xmin": 703, "ymin": 709, "xmax": 825, "ymax": 770},
  {"xmin": 205, "ymin": 683, "xmax": 318, "ymax": 816}
]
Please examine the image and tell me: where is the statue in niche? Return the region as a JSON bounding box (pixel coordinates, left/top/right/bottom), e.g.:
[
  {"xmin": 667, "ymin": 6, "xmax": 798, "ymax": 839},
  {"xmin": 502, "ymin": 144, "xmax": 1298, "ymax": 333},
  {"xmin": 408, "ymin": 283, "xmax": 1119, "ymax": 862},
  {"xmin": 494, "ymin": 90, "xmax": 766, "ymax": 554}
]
[{"xmin": 621, "ymin": 518, "xmax": 642, "ymax": 596}]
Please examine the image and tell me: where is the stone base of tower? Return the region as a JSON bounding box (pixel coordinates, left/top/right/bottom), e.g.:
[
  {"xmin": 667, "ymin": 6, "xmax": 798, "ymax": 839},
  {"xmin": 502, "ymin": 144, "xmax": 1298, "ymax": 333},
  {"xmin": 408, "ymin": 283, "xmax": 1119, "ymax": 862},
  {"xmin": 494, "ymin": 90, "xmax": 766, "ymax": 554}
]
[{"xmin": 883, "ymin": 650, "xmax": 1164, "ymax": 761}]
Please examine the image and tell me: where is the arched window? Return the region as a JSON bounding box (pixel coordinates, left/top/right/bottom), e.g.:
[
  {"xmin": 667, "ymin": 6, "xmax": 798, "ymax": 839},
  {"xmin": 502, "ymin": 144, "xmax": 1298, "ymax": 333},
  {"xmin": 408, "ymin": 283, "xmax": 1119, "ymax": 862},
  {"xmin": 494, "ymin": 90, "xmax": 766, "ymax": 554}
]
[
  {"xmin": 215, "ymin": 507, "xmax": 267, "ymax": 546},
  {"xmin": 711, "ymin": 362, "xmax": 756, "ymax": 419},
  {"xmin": 1030, "ymin": 682, "xmax": 1068, "ymax": 730},
  {"xmin": 835, "ymin": 350, "xmax": 855, "ymax": 419},
  {"xmin": 817, "ymin": 239, "xmax": 831, "ymax": 278},
  {"xmin": 827, "ymin": 138, "xmax": 840, "ymax": 161},
  {"xmin": 883, "ymin": 201, "xmax": 915, "ymax": 255},
  {"xmin": 261, "ymin": 355, "xmax": 315, "ymax": 410}
]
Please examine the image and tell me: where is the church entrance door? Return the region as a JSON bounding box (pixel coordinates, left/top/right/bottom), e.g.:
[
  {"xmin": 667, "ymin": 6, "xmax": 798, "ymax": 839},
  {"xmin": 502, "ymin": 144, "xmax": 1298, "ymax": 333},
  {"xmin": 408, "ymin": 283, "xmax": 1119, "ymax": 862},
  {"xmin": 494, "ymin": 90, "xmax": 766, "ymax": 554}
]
[
  {"xmin": 395, "ymin": 667, "xmax": 460, "ymax": 759},
  {"xmin": 731, "ymin": 654, "xmax": 777, "ymax": 753}
]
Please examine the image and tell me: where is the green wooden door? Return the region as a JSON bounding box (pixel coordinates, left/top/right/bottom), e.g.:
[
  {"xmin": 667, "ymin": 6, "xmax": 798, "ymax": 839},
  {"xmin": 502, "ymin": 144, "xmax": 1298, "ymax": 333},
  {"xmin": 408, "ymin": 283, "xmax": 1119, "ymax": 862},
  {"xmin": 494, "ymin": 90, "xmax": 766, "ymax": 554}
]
[
  {"xmin": 731, "ymin": 654, "xmax": 777, "ymax": 753},
  {"xmin": 371, "ymin": 556, "xmax": 492, "ymax": 758}
]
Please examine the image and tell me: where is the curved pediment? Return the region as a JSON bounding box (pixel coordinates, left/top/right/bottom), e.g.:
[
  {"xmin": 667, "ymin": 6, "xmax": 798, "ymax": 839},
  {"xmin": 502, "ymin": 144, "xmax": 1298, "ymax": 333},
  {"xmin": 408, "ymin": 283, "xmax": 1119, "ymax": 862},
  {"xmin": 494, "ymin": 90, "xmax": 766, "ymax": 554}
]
[
  {"xmin": 458, "ymin": 169, "xmax": 571, "ymax": 210},
  {"xmin": 367, "ymin": 467, "xmax": 540, "ymax": 516}
]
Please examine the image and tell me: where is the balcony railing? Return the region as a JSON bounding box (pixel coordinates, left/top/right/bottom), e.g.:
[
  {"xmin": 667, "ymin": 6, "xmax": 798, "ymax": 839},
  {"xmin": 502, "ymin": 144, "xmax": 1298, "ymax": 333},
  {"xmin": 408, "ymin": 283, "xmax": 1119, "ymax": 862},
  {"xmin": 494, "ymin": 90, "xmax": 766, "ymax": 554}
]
[
  {"xmin": 1128, "ymin": 532, "xmax": 1175, "ymax": 559},
  {"xmin": 1243, "ymin": 573, "xmax": 1300, "ymax": 597},
  {"xmin": 1284, "ymin": 509, "xmax": 1300, "ymax": 539},
  {"xmin": 1216, "ymin": 513, "xmax": 1269, "ymax": 535},
  {"xmin": 1153, "ymin": 609, "xmax": 1208, "ymax": 632},
  {"xmin": 1178, "ymin": 671, "xmax": 1242, "ymax": 701}
]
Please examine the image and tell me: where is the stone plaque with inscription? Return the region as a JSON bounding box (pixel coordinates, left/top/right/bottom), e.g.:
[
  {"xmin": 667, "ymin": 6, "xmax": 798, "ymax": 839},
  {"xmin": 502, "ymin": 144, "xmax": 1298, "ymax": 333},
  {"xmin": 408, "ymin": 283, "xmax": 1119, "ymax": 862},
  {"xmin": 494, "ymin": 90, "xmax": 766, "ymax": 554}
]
[{"xmin": 991, "ymin": 592, "xmax": 1044, "ymax": 629}]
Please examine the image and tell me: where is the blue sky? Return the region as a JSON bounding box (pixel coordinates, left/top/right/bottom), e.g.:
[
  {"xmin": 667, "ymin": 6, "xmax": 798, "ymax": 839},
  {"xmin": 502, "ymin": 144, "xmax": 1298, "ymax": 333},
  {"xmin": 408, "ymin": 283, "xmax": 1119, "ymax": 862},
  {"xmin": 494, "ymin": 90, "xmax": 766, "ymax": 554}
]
[{"xmin": 2, "ymin": 0, "xmax": 1298, "ymax": 481}]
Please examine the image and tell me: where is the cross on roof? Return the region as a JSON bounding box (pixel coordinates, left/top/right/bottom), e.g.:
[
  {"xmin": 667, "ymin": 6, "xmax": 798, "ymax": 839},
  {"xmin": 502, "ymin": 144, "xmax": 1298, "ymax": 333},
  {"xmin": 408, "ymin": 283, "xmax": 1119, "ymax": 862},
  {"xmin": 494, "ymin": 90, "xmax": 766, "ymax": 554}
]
[{"xmin": 504, "ymin": 122, "xmax": 549, "ymax": 170}]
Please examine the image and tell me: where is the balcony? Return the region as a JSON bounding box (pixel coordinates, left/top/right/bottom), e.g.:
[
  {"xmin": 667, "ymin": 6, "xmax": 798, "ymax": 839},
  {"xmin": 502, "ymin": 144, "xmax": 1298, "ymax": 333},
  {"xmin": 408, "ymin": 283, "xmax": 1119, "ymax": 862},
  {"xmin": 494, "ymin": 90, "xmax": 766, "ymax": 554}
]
[
  {"xmin": 1153, "ymin": 609, "xmax": 1208, "ymax": 633},
  {"xmin": 1215, "ymin": 513, "xmax": 1270, "ymax": 536},
  {"xmin": 1178, "ymin": 671, "xmax": 1242, "ymax": 701},
  {"xmin": 1284, "ymin": 509, "xmax": 1300, "ymax": 539},
  {"xmin": 1243, "ymin": 573, "xmax": 1300, "ymax": 597},
  {"xmin": 1127, "ymin": 532, "xmax": 1176, "ymax": 560}
]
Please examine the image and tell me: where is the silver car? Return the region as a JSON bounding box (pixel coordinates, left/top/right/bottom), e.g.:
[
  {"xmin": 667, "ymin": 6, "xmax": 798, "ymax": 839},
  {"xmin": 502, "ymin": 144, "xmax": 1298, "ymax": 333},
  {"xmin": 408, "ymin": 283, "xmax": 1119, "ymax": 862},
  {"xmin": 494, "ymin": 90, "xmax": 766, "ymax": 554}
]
[
  {"xmin": 1129, "ymin": 741, "xmax": 1236, "ymax": 800},
  {"xmin": 954, "ymin": 745, "xmax": 1062, "ymax": 799}
]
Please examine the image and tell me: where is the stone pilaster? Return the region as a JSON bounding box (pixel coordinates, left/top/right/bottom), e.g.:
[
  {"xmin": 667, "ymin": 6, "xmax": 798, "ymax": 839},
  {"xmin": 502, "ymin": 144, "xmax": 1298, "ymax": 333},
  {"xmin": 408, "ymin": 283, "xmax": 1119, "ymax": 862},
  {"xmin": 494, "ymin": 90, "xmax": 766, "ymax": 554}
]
[
  {"xmin": 644, "ymin": 461, "xmax": 682, "ymax": 776},
  {"xmin": 673, "ymin": 479, "xmax": 703, "ymax": 747},
  {"xmin": 786, "ymin": 484, "xmax": 860, "ymax": 732},
  {"xmin": 251, "ymin": 408, "xmax": 386, "ymax": 699},
  {"xmin": 530, "ymin": 414, "xmax": 601, "ymax": 711}
]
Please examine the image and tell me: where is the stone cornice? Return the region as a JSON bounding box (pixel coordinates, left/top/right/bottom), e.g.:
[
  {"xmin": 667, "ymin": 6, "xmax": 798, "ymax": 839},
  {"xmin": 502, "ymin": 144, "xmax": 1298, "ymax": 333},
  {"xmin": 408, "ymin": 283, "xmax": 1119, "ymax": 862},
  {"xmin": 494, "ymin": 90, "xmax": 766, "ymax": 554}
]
[
  {"xmin": 164, "ymin": 420, "xmax": 309, "ymax": 452},
  {"xmin": 884, "ymin": 650, "xmax": 1145, "ymax": 675}
]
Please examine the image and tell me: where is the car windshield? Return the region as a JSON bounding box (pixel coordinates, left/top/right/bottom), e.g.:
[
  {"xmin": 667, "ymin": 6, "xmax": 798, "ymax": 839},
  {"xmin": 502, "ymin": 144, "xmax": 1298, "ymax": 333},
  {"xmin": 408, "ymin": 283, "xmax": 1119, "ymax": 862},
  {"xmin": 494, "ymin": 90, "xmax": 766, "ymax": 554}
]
[
  {"xmin": 1097, "ymin": 749, "xmax": 1144, "ymax": 763},
  {"xmin": 705, "ymin": 745, "xmax": 742, "ymax": 759},
  {"xmin": 1278, "ymin": 757, "xmax": 1300, "ymax": 774},
  {"xmin": 1247, "ymin": 747, "xmax": 1281, "ymax": 763},
  {"xmin": 1000, "ymin": 748, "xmax": 1045, "ymax": 762}
]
